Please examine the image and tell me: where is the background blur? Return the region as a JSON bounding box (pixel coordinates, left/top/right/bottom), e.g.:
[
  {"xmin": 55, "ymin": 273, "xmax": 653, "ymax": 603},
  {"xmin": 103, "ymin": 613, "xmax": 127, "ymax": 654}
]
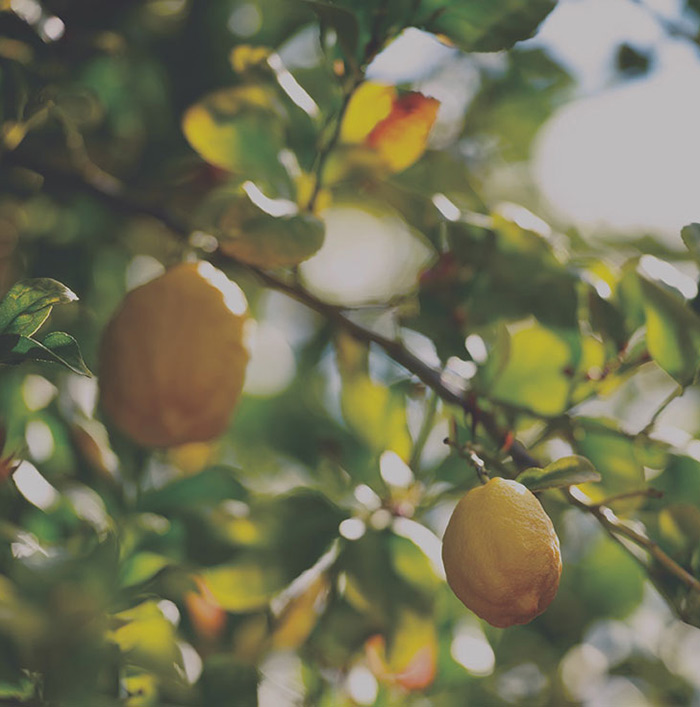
[{"xmin": 2, "ymin": 0, "xmax": 700, "ymax": 705}]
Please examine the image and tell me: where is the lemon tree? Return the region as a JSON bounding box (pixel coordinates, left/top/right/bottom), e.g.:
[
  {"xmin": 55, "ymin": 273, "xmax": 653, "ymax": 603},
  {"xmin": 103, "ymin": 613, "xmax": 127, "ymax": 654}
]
[{"xmin": 2, "ymin": 1, "xmax": 700, "ymax": 706}]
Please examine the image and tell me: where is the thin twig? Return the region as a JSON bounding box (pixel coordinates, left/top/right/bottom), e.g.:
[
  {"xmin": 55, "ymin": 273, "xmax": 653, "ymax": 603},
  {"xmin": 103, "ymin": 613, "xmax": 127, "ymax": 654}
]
[
  {"xmin": 591, "ymin": 487, "xmax": 664, "ymax": 508},
  {"xmin": 566, "ymin": 487, "xmax": 700, "ymax": 595},
  {"xmin": 444, "ymin": 437, "xmax": 490, "ymax": 485}
]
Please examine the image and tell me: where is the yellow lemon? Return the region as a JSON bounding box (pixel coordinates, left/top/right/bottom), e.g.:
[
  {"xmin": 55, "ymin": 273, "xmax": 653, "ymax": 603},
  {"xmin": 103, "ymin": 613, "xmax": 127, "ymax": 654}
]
[
  {"xmin": 99, "ymin": 262, "xmax": 250, "ymax": 448},
  {"xmin": 441, "ymin": 477, "xmax": 561, "ymax": 628}
]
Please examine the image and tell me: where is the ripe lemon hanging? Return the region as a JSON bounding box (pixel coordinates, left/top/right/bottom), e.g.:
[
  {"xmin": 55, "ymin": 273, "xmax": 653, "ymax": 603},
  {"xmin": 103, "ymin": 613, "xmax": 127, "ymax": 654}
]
[
  {"xmin": 441, "ymin": 477, "xmax": 561, "ymax": 628},
  {"xmin": 99, "ymin": 262, "xmax": 250, "ymax": 448}
]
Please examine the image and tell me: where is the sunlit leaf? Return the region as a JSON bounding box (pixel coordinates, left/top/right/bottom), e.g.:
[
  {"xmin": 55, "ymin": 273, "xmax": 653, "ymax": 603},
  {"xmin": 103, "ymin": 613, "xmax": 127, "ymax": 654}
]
[
  {"xmin": 518, "ymin": 456, "xmax": 601, "ymax": 491},
  {"xmin": 574, "ymin": 419, "xmax": 645, "ymax": 502},
  {"xmin": 366, "ymin": 92, "xmax": 440, "ymax": 173},
  {"xmin": 389, "ymin": 533, "xmax": 441, "ymax": 594},
  {"xmin": 0, "ymin": 278, "xmax": 77, "ymax": 337},
  {"xmin": 484, "ymin": 322, "xmax": 574, "ymax": 416},
  {"xmin": 120, "ymin": 552, "xmax": 170, "ymax": 588},
  {"xmin": 203, "ymin": 560, "xmax": 284, "ymax": 612},
  {"xmin": 271, "ymin": 574, "xmax": 329, "ymax": 650},
  {"xmin": 0, "ymin": 332, "xmax": 91, "ymax": 376},
  {"xmin": 341, "ymin": 374, "xmax": 412, "ymax": 459},
  {"xmin": 182, "ymin": 85, "xmax": 287, "ymax": 182},
  {"xmin": 418, "ymin": 0, "xmax": 556, "ymax": 53},
  {"xmin": 123, "ymin": 672, "xmax": 158, "ymax": 707},
  {"xmin": 340, "ymin": 82, "xmax": 397, "ymax": 144},
  {"xmin": 366, "ymin": 609, "xmax": 438, "ymax": 691},
  {"xmin": 111, "ymin": 602, "xmax": 181, "ymax": 676},
  {"xmin": 641, "ymin": 277, "xmax": 700, "ymax": 385}
]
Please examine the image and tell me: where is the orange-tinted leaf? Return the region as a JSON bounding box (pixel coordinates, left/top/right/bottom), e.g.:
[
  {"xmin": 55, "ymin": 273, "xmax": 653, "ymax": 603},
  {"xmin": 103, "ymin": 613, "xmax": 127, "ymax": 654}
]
[
  {"xmin": 366, "ymin": 92, "xmax": 440, "ymax": 172},
  {"xmin": 340, "ymin": 82, "xmax": 397, "ymax": 144},
  {"xmin": 365, "ymin": 610, "xmax": 437, "ymax": 691},
  {"xmin": 185, "ymin": 576, "xmax": 227, "ymax": 641}
]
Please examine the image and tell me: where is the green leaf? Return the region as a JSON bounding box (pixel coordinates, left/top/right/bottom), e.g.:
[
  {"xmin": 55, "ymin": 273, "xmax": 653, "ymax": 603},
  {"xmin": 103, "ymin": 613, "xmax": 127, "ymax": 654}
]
[
  {"xmin": 138, "ymin": 466, "xmax": 248, "ymax": 514},
  {"xmin": 198, "ymin": 187, "xmax": 325, "ymax": 268},
  {"xmin": 518, "ymin": 455, "xmax": 601, "ymax": 491},
  {"xmin": 120, "ymin": 552, "xmax": 170, "ymax": 588},
  {"xmin": 640, "ymin": 277, "xmax": 700, "ymax": 385},
  {"xmin": 0, "ymin": 331, "xmax": 91, "ymax": 376},
  {"xmin": 574, "ymin": 419, "xmax": 645, "ymax": 501},
  {"xmin": 199, "ymin": 657, "xmax": 258, "ymax": 707},
  {"xmin": 418, "ymin": 0, "xmax": 556, "ymax": 53},
  {"xmin": 0, "ymin": 278, "xmax": 77, "ymax": 337},
  {"xmin": 484, "ymin": 322, "xmax": 575, "ymax": 417},
  {"xmin": 182, "ymin": 85, "xmax": 288, "ymax": 186},
  {"xmin": 681, "ymin": 223, "xmax": 700, "ymax": 263},
  {"xmin": 303, "ymin": 1, "xmax": 359, "ymax": 67},
  {"xmin": 203, "ymin": 559, "xmax": 284, "ymax": 612}
]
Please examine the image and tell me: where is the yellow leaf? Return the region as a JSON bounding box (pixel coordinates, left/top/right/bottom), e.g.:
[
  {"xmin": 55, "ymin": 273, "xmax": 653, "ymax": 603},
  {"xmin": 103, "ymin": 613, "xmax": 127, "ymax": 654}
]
[
  {"xmin": 340, "ymin": 82, "xmax": 397, "ymax": 144},
  {"xmin": 203, "ymin": 560, "xmax": 283, "ymax": 612},
  {"xmin": 230, "ymin": 45, "xmax": 271, "ymax": 73},
  {"xmin": 271, "ymin": 575, "xmax": 329, "ymax": 650},
  {"xmin": 123, "ymin": 673, "xmax": 158, "ymax": 707},
  {"xmin": 111, "ymin": 602, "xmax": 180, "ymax": 674},
  {"xmin": 182, "ymin": 86, "xmax": 284, "ymax": 176},
  {"xmin": 168, "ymin": 441, "xmax": 218, "ymax": 475},
  {"xmin": 341, "ymin": 375, "xmax": 412, "ymax": 459},
  {"xmin": 366, "ymin": 92, "xmax": 440, "ymax": 173}
]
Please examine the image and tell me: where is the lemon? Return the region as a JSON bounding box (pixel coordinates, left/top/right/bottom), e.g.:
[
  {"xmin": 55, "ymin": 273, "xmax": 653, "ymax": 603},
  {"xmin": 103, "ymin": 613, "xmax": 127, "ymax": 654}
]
[
  {"xmin": 441, "ymin": 477, "xmax": 561, "ymax": 628},
  {"xmin": 99, "ymin": 262, "xmax": 250, "ymax": 448}
]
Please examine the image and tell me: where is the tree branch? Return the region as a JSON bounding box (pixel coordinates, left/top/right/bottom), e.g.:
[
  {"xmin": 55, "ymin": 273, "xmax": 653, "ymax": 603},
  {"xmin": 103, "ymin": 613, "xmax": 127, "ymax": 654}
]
[{"xmin": 6, "ymin": 152, "xmax": 700, "ymax": 614}]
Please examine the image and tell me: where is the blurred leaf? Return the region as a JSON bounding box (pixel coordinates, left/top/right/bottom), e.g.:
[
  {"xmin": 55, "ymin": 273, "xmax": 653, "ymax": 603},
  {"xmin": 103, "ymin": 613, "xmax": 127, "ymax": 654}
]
[
  {"xmin": 681, "ymin": 223, "xmax": 700, "ymax": 262},
  {"xmin": 519, "ymin": 455, "xmax": 601, "ymax": 491},
  {"xmin": 0, "ymin": 278, "xmax": 77, "ymax": 337},
  {"xmin": 576, "ymin": 537, "xmax": 645, "ymax": 619},
  {"xmin": 418, "ymin": 0, "xmax": 556, "ymax": 52},
  {"xmin": 466, "ymin": 48, "xmax": 572, "ymax": 161},
  {"xmin": 271, "ymin": 574, "xmax": 329, "ymax": 650},
  {"xmin": 484, "ymin": 322, "xmax": 575, "ymax": 416},
  {"xmin": 574, "ymin": 419, "xmax": 645, "ymax": 501},
  {"xmin": 185, "ymin": 577, "xmax": 227, "ymax": 642},
  {"xmin": 0, "ymin": 332, "xmax": 91, "ymax": 376},
  {"xmin": 111, "ymin": 602, "xmax": 182, "ymax": 676},
  {"xmin": 303, "ymin": 1, "xmax": 359, "ymax": 66},
  {"xmin": 389, "ymin": 533, "xmax": 441, "ymax": 595},
  {"xmin": 198, "ymin": 657, "xmax": 258, "ymax": 707},
  {"xmin": 198, "ymin": 187, "xmax": 325, "ymax": 268},
  {"xmin": 341, "ymin": 374, "xmax": 412, "ymax": 459},
  {"xmin": 120, "ymin": 552, "xmax": 170, "ymax": 588},
  {"xmin": 182, "ymin": 85, "xmax": 288, "ymax": 185},
  {"xmin": 366, "ymin": 608, "xmax": 438, "ymax": 691},
  {"xmin": 366, "ymin": 92, "xmax": 440, "ymax": 173},
  {"xmin": 138, "ymin": 466, "xmax": 248, "ymax": 514},
  {"xmin": 341, "ymin": 82, "xmax": 396, "ymax": 144},
  {"xmin": 203, "ymin": 559, "xmax": 284, "ymax": 612},
  {"xmin": 641, "ymin": 277, "xmax": 700, "ymax": 385}
]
